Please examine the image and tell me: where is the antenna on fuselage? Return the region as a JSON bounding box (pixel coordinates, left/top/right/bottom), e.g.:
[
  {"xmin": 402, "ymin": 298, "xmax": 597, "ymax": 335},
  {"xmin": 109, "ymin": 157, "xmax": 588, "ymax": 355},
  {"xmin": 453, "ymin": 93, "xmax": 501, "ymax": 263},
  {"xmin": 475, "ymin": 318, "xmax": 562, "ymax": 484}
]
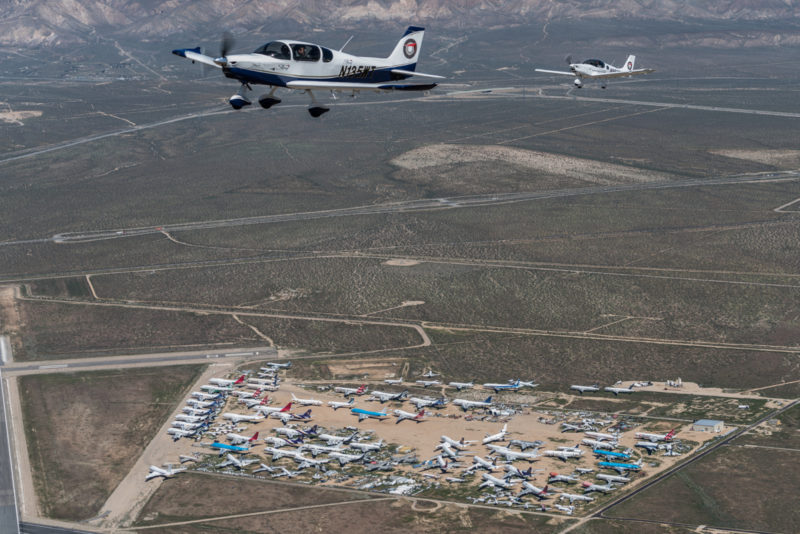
[{"xmin": 339, "ymin": 35, "xmax": 354, "ymax": 52}]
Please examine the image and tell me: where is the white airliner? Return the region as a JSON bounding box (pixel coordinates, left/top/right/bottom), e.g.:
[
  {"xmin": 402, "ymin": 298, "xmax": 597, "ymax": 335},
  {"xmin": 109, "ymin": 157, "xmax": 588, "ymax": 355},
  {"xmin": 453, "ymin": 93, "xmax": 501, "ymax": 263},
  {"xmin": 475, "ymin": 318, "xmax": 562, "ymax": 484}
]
[
  {"xmin": 448, "ymin": 381, "xmax": 474, "ymax": 391},
  {"xmin": 318, "ymin": 431, "xmax": 359, "ymax": 445},
  {"xmin": 329, "ymin": 451, "xmax": 366, "ymax": 466},
  {"xmin": 301, "ymin": 443, "xmax": 345, "ymax": 457},
  {"xmin": 570, "ymin": 385, "xmax": 600, "ymax": 394},
  {"xmin": 503, "ymin": 465, "xmax": 534, "ymax": 480},
  {"xmin": 145, "ymin": 464, "xmax": 186, "ymax": 481},
  {"xmin": 266, "ymin": 361, "xmax": 292, "ymax": 369},
  {"xmin": 175, "ymin": 414, "xmax": 207, "ymax": 423},
  {"xmin": 482, "ymin": 424, "xmax": 508, "ymax": 445},
  {"xmin": 328, "ymin": 398, "xmax": 355, "ymax": 410},
  {"xmin": 597, "ymin": 473, "xmax": 630, "ymax": 484},
  {"xmin": 186, "ymin": 399, "xmax": 215, "ymax": 408},
  {"xmin": 536, "ymin": 54, "xmax": 654, "ymax": 89},
  {"xmin": 636, "ymin": 441, "xmax": 660, "ymax": 454},
  {"xmin": 434, "ymin": 442, "xmax": 465, "ymax": 459},
  {"xmin": 420, "ymin": 370, "xmax": 440, "ymax": 378},
  {"xmin": 191, "ymin": 391, "xmax": 220, "ymax": 401},
  {"xmin": 296, "ymin": 455, "xmax": 330, "ymax": 469},
  {"xmin": 222, "ymin": 412, "xmax": 264, "ymax": 423},
  {"xmin": 544, "ymin": 450, "xmax": 582, "ymax": 462},
  {"xmin": 172, "ymin": 27, "xmax": 441, "ymax": 116},
  {"xmin": 231, "ymin": 388, "xmax": 262, "ymax": 399},
  {"xmin": 255, "ymin": 401, "xmax": 293, "ymax": 416},
  {"xmin": 415, "ymin": 379, "xmax": 441, "ymax": 388},
  {"xmin": 479, "ymin": 473, "xmax": 516, "ymax": 490},
  {"xmin": 167, "ymin": 428, "xmax": 195, "ymax": 439},
  {"xmin": 179, "ymin": 455, "xmax": 199, "ymax": 464},
  {"xmin": 408, "ymin": 396, "xmax": 447, "ymax": 409},
  {"xmin": 581, "ymin": 481, "xmax": 616, "ymax": 494},
  {"xmin": 182, "ymin": 407, "xmax": 210, "ymax": 416},
  {"xmin": 334, "ymin": 384, "xmax": 367, "ymax": 397},
  {"xmin": 394, "ymin": 409, "xmax": 426, "ymax": 423},
  {"xmin": 384, "ymin": 378, "xmax": 403, "ymax": 385},
  {"xmin": 370, "ymin": 390, "xmax": 408, "ymax": 403},
  {"xmin": 218, "ymin": 454, "xmax": 257, "ymax": 470},
  {"xmin": 585, "ymin": 431, "xmax": 619, "ymax": 442},
  {"xmin": 440, "ymin": 436, "xmax": 475, "ymax": 450},
  {"xmin": 554, "ymin": 504, "xmax": 575, "ymax": 514},
  {"xmin": 264, "ymin": 436, "xmax": 302, "ymax": 448},
  {"xmin": 548, "ymin": 472, "xmax": 579, "ymax": 484},
  {"xmin": 519, "ymin": 482, "xmax": 550, "ymax": 500},
  {"xmin": 349, "ymin": 439, "xmax": 383, "ymax": 453},
  {"xmin": 487, "ymin": 444, "xmax": 539, "ymax": 462},
  {"xmin": 171, "ymin": 421, "xmax": 203, "ymax": 430},
  {"xmin": 452, "ymin": 396, "xmax": 493, "ymax": 411},
  {"xmin": 226, "ymin": 431, "xmax": 259, "ymax": 445},
  {"xmin": 560, "ymin": 492, "xmax": 594, "ymax": 503},
  {"xmin": 210, "ymin": 375, "xmax": 245, "ymax": 387},
  {"xmin": 275, "ymin": 425, "xmax": 316, "ymax": 439},
  {"xmin": 291, "ymin": 393, "xmax": 323, "ymax": 406},
  {"xmin": 635, "ymin": 429, "xmax": 676, "ymax": 442},
  {"xmin": 466, "ymin": 456, "xmax": 499, "ymax": 473},
  {"xmin": 582, "ymin": 438, "xmax": 616, "ymax": 450}
]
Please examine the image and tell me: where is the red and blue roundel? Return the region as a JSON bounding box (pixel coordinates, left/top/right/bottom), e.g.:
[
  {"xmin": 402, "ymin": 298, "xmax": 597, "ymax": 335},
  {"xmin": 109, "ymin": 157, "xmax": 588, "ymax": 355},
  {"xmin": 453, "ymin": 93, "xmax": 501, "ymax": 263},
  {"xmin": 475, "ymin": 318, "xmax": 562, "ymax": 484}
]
[
  {"xmin": 403, "ymin": 39, "xmax": 417, "ymax": 59},
  {"xmin": 627, "ymin": 61, "xmax": 633, "ymax": 70}
]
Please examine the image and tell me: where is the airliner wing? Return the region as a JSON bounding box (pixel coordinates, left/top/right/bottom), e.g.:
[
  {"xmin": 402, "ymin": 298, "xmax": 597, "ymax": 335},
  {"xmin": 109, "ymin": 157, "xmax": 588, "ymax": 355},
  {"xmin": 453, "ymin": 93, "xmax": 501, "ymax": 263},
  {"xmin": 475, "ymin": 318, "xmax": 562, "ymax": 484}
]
[
  {"xmin": 172, "ymin": 48, "xmax": 221, "ymax": 68},
  {"xmin": 535, "ymin": 69, "xmax": 573, "ymax": 76},
  {"xmin": 286, "ymin": 80, "xmax": 437, "ymax": 92}
]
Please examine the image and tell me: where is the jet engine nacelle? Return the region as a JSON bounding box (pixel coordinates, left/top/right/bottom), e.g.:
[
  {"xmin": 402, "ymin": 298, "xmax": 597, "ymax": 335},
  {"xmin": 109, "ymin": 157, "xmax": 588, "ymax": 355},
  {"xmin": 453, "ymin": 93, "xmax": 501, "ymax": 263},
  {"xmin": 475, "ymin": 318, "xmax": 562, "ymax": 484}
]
[{"xmin": 574, "ymin": 78, "xmax": 583, "ymax": 88}]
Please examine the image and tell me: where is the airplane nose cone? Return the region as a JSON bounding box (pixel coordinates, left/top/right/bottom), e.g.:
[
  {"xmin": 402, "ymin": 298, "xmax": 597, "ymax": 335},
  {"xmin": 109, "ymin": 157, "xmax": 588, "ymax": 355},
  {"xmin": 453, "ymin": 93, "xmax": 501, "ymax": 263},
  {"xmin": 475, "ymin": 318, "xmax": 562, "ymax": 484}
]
[{"xmin": 214, "ymin": 57, "xmax": 228, "ymax": 66}]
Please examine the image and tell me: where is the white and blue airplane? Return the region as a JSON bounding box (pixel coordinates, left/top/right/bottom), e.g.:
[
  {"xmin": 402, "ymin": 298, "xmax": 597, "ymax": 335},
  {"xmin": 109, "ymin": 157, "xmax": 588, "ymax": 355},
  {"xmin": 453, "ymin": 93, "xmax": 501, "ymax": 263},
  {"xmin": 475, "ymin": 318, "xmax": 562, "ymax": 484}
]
[
  {"xmin": 536, "ymin": 55, "xmax": 654, "ymax": 89},
  {"xmin": 172, "ymin": 27, "xmax": 441, "ymax": 117}
]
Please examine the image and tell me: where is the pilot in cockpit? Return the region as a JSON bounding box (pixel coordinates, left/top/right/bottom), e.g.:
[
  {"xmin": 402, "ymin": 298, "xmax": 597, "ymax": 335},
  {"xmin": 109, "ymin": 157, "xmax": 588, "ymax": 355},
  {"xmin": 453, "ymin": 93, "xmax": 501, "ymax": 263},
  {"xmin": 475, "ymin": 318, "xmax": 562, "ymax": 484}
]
[{"xmin": 294, "ymin": 45, "xmax": 307, "ymax": 60}]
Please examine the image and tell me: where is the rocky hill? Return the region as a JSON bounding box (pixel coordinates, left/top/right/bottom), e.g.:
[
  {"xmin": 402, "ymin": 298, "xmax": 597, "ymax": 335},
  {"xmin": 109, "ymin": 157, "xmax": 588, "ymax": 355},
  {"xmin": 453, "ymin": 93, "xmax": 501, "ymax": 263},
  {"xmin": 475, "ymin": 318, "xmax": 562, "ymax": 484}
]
[{"xmin": 2, "ymin": 0, "xmax": 799, "ymax": 48}]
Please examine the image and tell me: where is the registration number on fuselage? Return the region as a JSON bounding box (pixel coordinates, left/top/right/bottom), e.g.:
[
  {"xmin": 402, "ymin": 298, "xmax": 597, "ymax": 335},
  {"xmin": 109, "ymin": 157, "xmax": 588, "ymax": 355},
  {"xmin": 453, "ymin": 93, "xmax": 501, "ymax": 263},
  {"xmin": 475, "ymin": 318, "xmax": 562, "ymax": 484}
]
[{"xmin": 339, "ymin": 65, "xmax": 377, "ymax": 79}]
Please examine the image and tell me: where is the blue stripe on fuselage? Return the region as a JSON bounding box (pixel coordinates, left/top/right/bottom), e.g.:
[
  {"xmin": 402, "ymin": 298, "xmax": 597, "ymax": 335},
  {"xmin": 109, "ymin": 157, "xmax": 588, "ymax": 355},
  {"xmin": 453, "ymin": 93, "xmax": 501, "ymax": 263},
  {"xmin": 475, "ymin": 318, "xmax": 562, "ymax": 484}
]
[{"xmin": 224, "ymin": 64, "xmax": 417, "ymax": 87}]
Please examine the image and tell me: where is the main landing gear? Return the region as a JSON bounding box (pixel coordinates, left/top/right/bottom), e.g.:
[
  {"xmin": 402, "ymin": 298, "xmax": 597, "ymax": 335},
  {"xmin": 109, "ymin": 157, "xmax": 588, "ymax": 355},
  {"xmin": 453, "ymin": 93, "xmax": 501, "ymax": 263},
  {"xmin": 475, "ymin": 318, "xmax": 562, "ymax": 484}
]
[
  {"xmin": 259, "ymin": 87, "xmax": 281, "ymax": 109},
  {"xmin": 228, "ymin": 83, "xmax": 252, "ymax": 109},
  {"xmin": 306, "ymin": 90, "xmax": 329, "ymax": 118}
]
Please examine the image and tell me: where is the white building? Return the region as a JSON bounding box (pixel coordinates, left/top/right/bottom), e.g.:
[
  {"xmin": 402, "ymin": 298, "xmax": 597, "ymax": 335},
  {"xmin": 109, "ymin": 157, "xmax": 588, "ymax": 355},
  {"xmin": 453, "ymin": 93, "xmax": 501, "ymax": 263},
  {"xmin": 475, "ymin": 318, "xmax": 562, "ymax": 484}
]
[{"xmin": 691, "ymin": 419, "xmax": 724, "ymax": 433}]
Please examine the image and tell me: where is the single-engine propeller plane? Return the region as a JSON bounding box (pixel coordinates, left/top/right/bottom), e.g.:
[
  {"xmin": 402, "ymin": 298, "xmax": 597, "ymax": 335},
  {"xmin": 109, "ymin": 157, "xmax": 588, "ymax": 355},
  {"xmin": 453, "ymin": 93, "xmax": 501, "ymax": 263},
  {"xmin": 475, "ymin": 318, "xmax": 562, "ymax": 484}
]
[
  {"xmin": 172, "ymin": 26, "xmax": 442, "ymax": 117},
  {"xmin": 536, "ymin": 54, "xmax": 654, "ymax": 89}
]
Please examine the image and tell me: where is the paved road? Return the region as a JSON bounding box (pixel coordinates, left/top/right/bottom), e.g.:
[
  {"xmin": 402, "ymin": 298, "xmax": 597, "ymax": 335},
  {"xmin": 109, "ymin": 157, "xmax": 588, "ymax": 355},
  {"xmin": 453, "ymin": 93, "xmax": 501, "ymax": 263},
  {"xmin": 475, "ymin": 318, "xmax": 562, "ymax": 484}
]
[{"xmin": 0, "ymin": 372, "xmax": 20, "ymax": 534}]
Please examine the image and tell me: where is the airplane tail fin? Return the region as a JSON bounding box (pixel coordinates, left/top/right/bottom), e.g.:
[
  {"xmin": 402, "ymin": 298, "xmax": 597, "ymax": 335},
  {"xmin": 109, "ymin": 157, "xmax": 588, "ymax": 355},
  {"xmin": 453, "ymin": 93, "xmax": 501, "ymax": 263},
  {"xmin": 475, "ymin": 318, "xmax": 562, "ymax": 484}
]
[
  {"xmin": 387, "ymin": 26, "xmax": 425, "ymax": 67},
  {"xmin": 301, "ymin": 409, "xmax": 312, "ymax": 419},
  {"xmin": 665, "ymin": 429, "xmax": 676, "ymax": 441},
  {"xmin": 234, "ymin": 374, "xmax": 245, "ymax": 384},
  {"xmin": 281, "ymin": 402, "xmax": 292, "ymax": 412},
  {"xmin": 485, "ymin": 396, "xmax": 493, "ymax": 403},
  {"xmin": 624, "ymin": 55, "xmax": 636, "ymax": 71},
  {"xmin": 250, "ymin": 432, "xmax": 259, "ymax": 442}
]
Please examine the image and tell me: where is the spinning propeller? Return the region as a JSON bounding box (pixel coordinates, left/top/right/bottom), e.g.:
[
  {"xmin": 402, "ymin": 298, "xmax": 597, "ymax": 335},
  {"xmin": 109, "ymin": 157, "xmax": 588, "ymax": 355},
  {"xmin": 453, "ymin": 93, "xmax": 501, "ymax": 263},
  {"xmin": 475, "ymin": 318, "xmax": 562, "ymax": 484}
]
[
  {"xmin": 214, "ymin": 32, "xmax": 235, "ymax": 66},
  {"xmin": 564, "ymin": 54, "xmax": 573, "ymax": 66}
]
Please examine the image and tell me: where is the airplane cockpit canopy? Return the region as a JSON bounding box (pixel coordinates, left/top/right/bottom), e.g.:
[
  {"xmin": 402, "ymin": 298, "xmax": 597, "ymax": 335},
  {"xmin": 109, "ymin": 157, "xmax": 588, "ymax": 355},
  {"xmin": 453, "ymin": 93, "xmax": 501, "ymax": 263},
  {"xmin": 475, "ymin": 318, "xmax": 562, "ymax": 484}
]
[
  {"xmin": 583, "ymin": 59, "xmax": 606, "ymax": 68},
  {"xmin": 254, "ymin": 41, "xmax": 291, "ymax": 60},
  {"xmin": 254, "ymin": 41, "xmax": 333, "ymax": 63}
]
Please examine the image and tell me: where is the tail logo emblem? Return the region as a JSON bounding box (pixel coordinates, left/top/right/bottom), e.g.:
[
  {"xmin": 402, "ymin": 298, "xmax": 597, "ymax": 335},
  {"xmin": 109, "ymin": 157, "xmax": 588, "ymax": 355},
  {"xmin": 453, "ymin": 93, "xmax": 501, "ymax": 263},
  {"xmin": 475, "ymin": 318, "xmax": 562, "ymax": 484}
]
[
  {"xmin": 627, "ymin": 61, "xmax": 633, "ymax": 70},
  {"xmin": 404, "ymin": 39, "xmax": 418, "ymax": 59}
]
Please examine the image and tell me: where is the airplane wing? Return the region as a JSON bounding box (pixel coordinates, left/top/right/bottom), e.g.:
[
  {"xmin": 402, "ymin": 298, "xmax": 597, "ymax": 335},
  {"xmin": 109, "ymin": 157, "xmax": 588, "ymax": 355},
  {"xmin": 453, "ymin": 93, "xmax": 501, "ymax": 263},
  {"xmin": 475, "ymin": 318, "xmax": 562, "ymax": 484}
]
[
  {"xmin": 286, "ymin": 80, "xmax": 437, "ymax": 92},
  {"xmin": 535, "ymin": 69, "xmax": 574, "ymax": 76},
  {"xmin": 582, "ymin": 68, "xmax": 656, "ymax": 79},
  {"xmin": 390, "ymin": 69, "xmax": 445, "ymax": 80},
  {"xmin": 172, "ymin": 48, "xmax": 221, "ymax": 69}
]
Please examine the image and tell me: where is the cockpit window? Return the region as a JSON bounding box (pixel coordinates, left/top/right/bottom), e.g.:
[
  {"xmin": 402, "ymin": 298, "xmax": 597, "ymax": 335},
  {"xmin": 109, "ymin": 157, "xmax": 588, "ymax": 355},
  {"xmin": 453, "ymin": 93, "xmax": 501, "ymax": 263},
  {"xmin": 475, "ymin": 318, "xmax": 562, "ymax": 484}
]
[
  {"xmin": 583, "ymin": 59, "xmax": 606, "ymax": 68},
  {"xmin": 321, "ymin": 47, "xmax": 333, "ymax": 63},
  {"xmin": 254, "ymin": 41, "xmax": 290, "ymax": 60},
  {"xmin": 292, "ymin": 44, "xmax": 320, "ymax": 62}
]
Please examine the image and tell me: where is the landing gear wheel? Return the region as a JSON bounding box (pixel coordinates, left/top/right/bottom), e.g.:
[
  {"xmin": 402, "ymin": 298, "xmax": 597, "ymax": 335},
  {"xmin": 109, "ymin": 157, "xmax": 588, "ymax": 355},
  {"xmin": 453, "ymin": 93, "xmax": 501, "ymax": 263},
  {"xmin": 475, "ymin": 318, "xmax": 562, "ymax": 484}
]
[
  {"xmin": 259, "ymin": 96, "xmax": 282, "ymax": 109},
  {"xmin": 308, "ymin": 106, "xmax": 330, "ymax": 118}
]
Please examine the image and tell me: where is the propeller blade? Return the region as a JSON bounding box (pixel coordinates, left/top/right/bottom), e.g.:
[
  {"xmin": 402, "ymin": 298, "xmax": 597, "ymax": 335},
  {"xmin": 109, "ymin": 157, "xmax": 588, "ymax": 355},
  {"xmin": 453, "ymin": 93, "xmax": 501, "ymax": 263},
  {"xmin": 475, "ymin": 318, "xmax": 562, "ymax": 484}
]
[
  {"xmin": 221, "ymin": 31, "xmax": 235, "ymax": 58},
  {"xmin": 565, "ymin": 54, "xmax": 572, "ymax": 65}
]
